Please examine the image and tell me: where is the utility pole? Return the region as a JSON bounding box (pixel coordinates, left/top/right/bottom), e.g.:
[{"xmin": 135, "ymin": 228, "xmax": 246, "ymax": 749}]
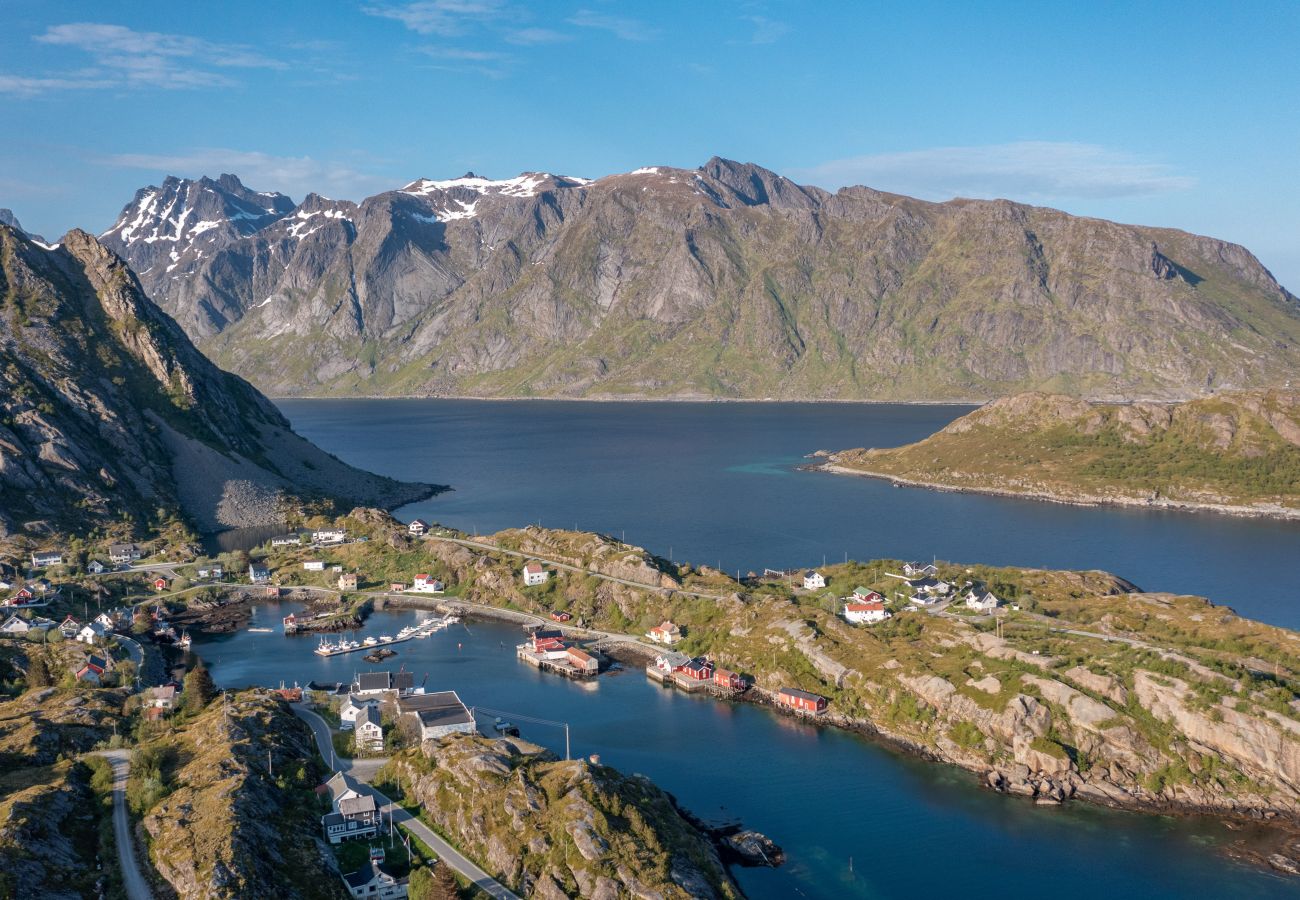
[{"xmin": 565, "ymin": 722, "xmax": 570, "ymax": 761}]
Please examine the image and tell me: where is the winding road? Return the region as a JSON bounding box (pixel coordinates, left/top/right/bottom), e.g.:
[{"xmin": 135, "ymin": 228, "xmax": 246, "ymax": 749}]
[
  {"xmin": 95, "ymin": 750, "xmax": 153, "ymax": 900},
  {"xmin": 291, "ymin": 704, "xmax": 521, "ymax": 900}
]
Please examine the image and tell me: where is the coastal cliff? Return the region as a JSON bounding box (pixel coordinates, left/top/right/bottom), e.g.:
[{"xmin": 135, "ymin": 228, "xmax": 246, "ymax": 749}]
[
  {"xmin": 0, "ymin": 224, "xmax": 434, "ymax": 549},
  {"xmin": 821, "ymin": 390, "xmax": 1300, "ymax": 518},
  {"xmin": 380, "ymin": 734, "xmax": 741, "ymax": 899}
]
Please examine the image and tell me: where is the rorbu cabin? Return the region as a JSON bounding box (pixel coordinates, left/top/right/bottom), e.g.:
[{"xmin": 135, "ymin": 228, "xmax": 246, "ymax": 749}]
[{"xmin": 778, "ymin": 687, "xmax": 828, "ymax": 714}]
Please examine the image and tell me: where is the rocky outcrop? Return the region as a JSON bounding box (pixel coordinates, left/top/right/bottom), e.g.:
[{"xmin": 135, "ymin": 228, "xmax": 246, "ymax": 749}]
[
  {"xmin": 0, "ymin": 224, "xmax": 434, "ymax": 542},
  {"xmin": 141, "ymin": 691, "xmax": 345, "ymax": 900},
  {"xmin": 382, "ymin": 734, "xmax": 741, "ymax": 899},
  {"xmin": 0, "ymin": 762, "xmax": 99, "ymax": 900},
  {"xmin": 102, "ymin": 159, "xmax": 1300, "ymax": 401}
]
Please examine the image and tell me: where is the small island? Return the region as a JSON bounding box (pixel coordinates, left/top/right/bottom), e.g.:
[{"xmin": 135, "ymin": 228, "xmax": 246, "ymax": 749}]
[{"xmin": 818, "ymin": 390, "xmax": 1300, "ymax": 518}]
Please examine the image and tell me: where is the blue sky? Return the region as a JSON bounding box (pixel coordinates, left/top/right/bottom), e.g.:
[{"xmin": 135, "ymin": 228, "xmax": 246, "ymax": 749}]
[{"xmin": 2, "ymin": 0, "xmax": 1298, "ymax": 290}]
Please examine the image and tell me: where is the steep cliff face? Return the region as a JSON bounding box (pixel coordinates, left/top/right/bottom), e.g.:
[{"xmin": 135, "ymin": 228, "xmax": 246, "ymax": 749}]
[
  {"xmin": 104, "ymin": 158, "xmax": 1300, "ymax": 400},
  {"xmin": 826, "ymin": 390, "xmax": 1300, "ymax": 515},
  {"xmin": 0, "ymin": 225, "xmax": 433, "ymax": 542},
  {"xmin": 382, "ymin": 735, "xmax": 740, "ymax": 900}
]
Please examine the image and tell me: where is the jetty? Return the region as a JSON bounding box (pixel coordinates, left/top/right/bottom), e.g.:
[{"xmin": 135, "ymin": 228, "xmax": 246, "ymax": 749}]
[{"xmin": 313, "ymin": 615, "xmax": 458, "ymax": 657}]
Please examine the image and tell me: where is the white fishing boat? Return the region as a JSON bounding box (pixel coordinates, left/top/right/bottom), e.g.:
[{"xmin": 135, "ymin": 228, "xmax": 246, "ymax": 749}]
[{"xmin": 363, "ymin": 636, "xmax": 379, "ymax": 646}]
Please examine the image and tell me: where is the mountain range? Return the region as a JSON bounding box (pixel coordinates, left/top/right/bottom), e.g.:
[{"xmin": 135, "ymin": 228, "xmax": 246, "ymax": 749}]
[
  {"xmin": 83, "ymin": 158, "xmax": 1300, "ymax": 401},
  {"xmin": 0, "ymin": 223, "xmax": 432, "ymax": 545}
]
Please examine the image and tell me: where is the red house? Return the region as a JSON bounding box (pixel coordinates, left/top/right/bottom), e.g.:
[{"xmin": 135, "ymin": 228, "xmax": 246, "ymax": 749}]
[
  {"xmin": 153, "ymin": 577, "xmax": 169, "ymax": 592},
  {"xmin": 549, "ymin": 611, "xmax": 572, "ymax": 622},
  {"xmin": 713, "ymin": 668, "xmax": 748, "ymax": 691},
  {"xmin": 777, "ymin": 687, "xmax": 828, "ymax": 713},
  {"xmin": 676, "ymin": 656, "xmax": 714, "ymax": 681}
]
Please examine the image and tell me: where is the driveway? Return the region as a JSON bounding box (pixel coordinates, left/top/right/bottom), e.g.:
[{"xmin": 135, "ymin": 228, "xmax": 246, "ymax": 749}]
[{"xmin": 95, "ymin": 749, "xmax": 153, "ymax": 900}]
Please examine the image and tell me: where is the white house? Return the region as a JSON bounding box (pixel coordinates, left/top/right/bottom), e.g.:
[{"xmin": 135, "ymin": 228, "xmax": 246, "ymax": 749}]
[
  {"xmin": 903, "ymin": 562, "xmax": 939, "ymax": 578},
  {"xmin": 87, "ymin": 560, "xmax": 107, "ymax": 575},
  {"xmin": 396, "ymin": 691, "xmax": 475, "ymax": 742},
  {"xmin": 108, "ymin": 543, "xmax": 141, "ymax": 565},
  {"xmin": 909, "ymin": 577, "xmax": 952, "ymax": 596},
  {"xmin": 248, "ymin": 564, "xmax": 271, "ymax": 584},
  {"xmin": 1, "ymin": 614, "xmax": 31, "ymax": 635},
  {"xmin": 522, "ymin": 562, "xmax": 548, "ymax": 586},
  {"xmin": 58, "ymin": 615, "xmax": 81, "ymax": 638},
  {"xmin": 341, "ymin": 861, "xmax": 408, "ymax": 900},
  {"xmin": 339, "ymin": 694, "xmax": 379, "ymax": 729},
  {"xmin": 407, "ymin": 519, "xmax": 429, "ymax": 537},
  {"xmin": 965, "ymin": 590, "xmax": 1003, "ymax": 612},
  {"xmin": 803, "ymin": 570, "xmax": 826, "ymax": 590},
  {"xmin": 77, "ymin": 622, "xmax": 107, "ymax": 645},
  {"xmin": 314, "ymin": 528, "xmax": 347, "ymax": 545},
  {"xmin": 30, "ymin": 550, "xmax": 63, "ymax": 568},
  {"xmin": 148, "ymin": 685, "xmax": 177, "ymax": 709},
  {"xmin": 410, "ymin": 573, "xmax": 443, "ymax": 593},
  {"xmin": 210, "ymin": 565, "xmax": 224, "ymax": 579},
  {"xmin": 909, "ymin": 592, "xmax": 939, "ymax": 607},
  {"xmin": 93, "ymin": 612, "xmax": 116, "ymax": 632},
  {"xmin": 354, "ymin": 706, "xmax": 385, "ymax": 751},
  {"xmin": 646, "ymin": 621, "xmax": 683, "ymax": 645},
  {"xmin": 844, "ymin": 600, "xmax": 891, "ymax": 625},
  {"xmin": 303, "ymin": 561, "xmax": 326, "ymax": 572},
  {"xmin": 271, "ymin": 534, "xmax": 301, "ymax": 548}
]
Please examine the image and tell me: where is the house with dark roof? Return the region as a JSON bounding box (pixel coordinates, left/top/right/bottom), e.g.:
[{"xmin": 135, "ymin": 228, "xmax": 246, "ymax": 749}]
[
  {"xmin": 407, "ymin": 519, "xmax": 429, "ymax": 536},
  {"xmin": 340, "ymin": 860, "xmax": 408, "ymax": 899},
  {"xmin": 352, "ymin": 670, "xmax": 415, "ymax": 696},
  {"xmin": 396, "ymin": 691, "xmax": 475, "ymax": 742},
  {"xmin": 803, "ymin": 570, "xmax": 826, "ymax": 590},
  {"xmin": 108, "ymin": 543, "xmax": 141, "ymax": 565},
  {"xmin": 777, "ymin": 687, "xmax": 828, "ymax": 714},
  {"xmin": 320, "ymin": 772, "xmax": 380, "ymax": 844}
]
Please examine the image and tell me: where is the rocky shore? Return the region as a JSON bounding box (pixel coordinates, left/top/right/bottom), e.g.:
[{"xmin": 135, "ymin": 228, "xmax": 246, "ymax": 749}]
[{"xmin": 814, "ymin": 462, "xmax": 1300, "ymax": 521}]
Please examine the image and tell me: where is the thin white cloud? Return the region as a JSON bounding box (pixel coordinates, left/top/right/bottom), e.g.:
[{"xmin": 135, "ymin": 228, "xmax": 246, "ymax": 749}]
[
  {"xmin": 1, "ymin": 22, "xmax": 284, "ymax": 94},
  {"xmin": 105, "ymin": 149, "xmax": 397, "ymax": 203},
  {"xmin": 744, "ymin": 15, "xmax": 787, "ymax": 44},
  {"xmin": 789, "ymin": 142, "xmax": 1196, "ymax": 201},
  {"xmin": 504, "ymin": 27, "xmax": 571, "ymax": 45},
  {"xmin": 363, "ymin": 0, "xmax": 506, "ymax": 36},
  {"xmin": 568, "ymin": 10, "xmax": 659, "ymax": 41}
]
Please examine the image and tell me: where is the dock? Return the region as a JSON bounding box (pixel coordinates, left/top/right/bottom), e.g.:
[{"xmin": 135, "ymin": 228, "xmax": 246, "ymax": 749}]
[
  {"xmin": 312, "ymin": 615, "xmax": 457, "ymax": 657},
  {"xmin": 515, "ymin": 644, "xmax": 599, "ymax": 679}
]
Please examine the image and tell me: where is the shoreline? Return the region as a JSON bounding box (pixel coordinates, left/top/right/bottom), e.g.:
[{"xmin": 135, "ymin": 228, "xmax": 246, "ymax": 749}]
[
  {"xmin": 813, "ymin": 462, "xmax": 1300, "ymax": 522},
  {"xmin": 188, "ymin": 592, "xmax": 1300, "ymax": 875}
]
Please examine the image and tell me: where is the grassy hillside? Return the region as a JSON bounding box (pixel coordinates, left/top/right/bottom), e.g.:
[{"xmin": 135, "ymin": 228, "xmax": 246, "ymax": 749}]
[{"xmin": 825, "ymin": 390, "xmax": 1300, "ymax": 515}]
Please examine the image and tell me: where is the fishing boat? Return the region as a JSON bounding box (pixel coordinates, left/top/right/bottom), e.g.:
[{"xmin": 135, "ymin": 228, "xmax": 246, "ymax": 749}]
[
  {"xmin": 363, "ymin": 636, "xmax": 379, "ymax": 646},
  {"xmin": 177, "ymin": 629, "xmax": 192, "ymax": 650},
  {"xmin": 248, "ymin": 627, "xmax": 274, "ymax": 633}
]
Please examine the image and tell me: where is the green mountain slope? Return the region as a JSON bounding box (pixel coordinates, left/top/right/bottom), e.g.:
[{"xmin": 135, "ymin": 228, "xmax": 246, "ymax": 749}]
[{"xmin": 823, "ymin": 390, "xmax": 1300, "ymax": 515}]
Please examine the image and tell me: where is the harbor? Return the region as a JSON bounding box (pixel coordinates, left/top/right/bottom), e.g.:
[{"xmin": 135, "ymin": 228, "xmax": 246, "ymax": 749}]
[{"xmin": 311, "ymin": 614, "xmax": 458, "ymax": 656}]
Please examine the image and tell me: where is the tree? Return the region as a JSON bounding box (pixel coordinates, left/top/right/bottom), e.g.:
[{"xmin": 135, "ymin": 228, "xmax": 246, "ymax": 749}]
[
  {"xmin": 183, "ymin": 663, "xmax": 216, "ymax": 713},
  {"xmin": 26, "ymin": 653, "xmax": 51, "ymax": 689},
  {"xmin": 408, "ymin": 862, "xmax": 458, "ymax": 900},
  {"xmin": 132, "ymin": 610, "xmax": 152, "ymax": 635}
]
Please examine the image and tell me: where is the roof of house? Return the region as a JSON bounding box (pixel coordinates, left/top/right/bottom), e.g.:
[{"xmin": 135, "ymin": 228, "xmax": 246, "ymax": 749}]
[
  {"xmin": 356, "ymin": 706, "xmax": 381, "ymax": 728},
  {"xmin": 338, "ymin": 794, "xmax": 377, "ymax": 818},
  {"xmin": 567, "ymin": 647, "xmax": 594, "ymax": 663},
  {"xmin": 397, "ymin": 690, "xmax": 473, "ymax": 730},
  {"xmin": 805, "ymin": 570, "xmax": 819, "ymax": 578},
  {"xmin": 523, "ymin": 562, "xmax": 543, "ymax": 574},
  {"xmin": 409, "ymin": 519, "xmax": 428, "ymax": 527},
  {"xmin": 341, "ymin": 862, "xmax": 381, "ymax": 890},
  {"xmin": 355, "ymin": 671, "xmax": 393, "ymax": 692},
  {"xmin": 845, "ymin": 601, "xmax": 885, "ymax": 612},
  {"xmin": 150, "ymin": 685, "xmax": 177, "ymax": 700},
  {"xmin": 658, "ymin": 650, "xmax": 691, "ymax": 668},
  {"xmin": 325, "ymin": 771, "xmax": 363, "ymax": 802}
]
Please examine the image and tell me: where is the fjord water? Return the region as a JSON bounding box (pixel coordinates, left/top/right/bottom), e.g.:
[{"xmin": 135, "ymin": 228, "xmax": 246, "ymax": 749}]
[
  {"xmin": 278, "ymin": 399, "xmax": 1300, "ymax": 628},
  {"xmin": 197, "ymin": 604, "xmax": 1293, "ymax": 899}
]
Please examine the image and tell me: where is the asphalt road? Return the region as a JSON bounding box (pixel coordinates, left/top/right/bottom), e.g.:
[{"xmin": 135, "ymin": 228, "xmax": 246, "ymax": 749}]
[
  {"xmin": 96, "ymin": 750, "xmax": 154, "ymax": 900},
  {"xmin": 291, "ymin": 703, "xmax": 521, "ymax": 900}
]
